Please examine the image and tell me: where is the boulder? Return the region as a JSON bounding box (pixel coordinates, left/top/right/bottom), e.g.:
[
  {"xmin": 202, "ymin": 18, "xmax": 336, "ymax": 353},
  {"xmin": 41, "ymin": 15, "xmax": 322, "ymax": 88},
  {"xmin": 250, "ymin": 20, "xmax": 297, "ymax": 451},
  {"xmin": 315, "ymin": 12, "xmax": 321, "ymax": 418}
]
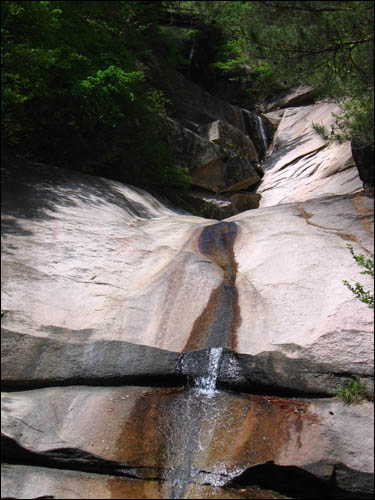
[
  {"xmin": 198, "ymin": 119, "xmax": 259, "ymax": 163},
  {"xmin": 163, "ymin": 188, "xmax": 234, "ymax": 220},
  {"xmin": 257, "ymin": 101, "xmax": 363, "ymax": 207},
  {"xmin": 166, "ymin": 118, "xmax": 261, "ymax": 193},
  {"xmin": 191, "ymin": 152, "xmax": 260, "ymax": 193},
  {"xmin": 227, "ymin": 192, "xmax": 261, "ymax": 212},
  {"xmin": 262, "ymin": 109, "xmax": 285, "ymax": 128}
]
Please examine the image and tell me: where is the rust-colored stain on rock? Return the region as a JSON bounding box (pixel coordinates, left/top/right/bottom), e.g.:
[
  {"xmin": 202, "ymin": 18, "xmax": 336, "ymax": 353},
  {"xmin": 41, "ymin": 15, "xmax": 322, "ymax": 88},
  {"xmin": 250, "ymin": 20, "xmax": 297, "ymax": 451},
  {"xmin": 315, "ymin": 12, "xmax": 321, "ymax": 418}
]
[
  {"xmin": 184, "ymin": 222, "xmax": 241, "ymax": 352},
  {"xmin": 113, "ymin": 387, "xmax": 185, "ymax": 467},
  {"xmin": 352, "ymin": 192, "xmax": 374, "ymax": 235},
  {"xmin": 296, "ymin": 205, "xmax": 360, "ymax": 242},
  {"xmin": 110, "ymin": 387, "xmax": 318, "ymax": 498}
]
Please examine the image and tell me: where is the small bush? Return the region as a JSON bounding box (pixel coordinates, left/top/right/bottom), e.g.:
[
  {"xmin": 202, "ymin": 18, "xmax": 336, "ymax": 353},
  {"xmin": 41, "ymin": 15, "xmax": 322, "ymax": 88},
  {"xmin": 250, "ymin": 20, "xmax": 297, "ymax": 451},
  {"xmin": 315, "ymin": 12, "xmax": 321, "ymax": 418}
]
[
  {"xmin": 343, "ymin": 244, "xmax": 374, "ymax": 309},
  {"xmin": 335, "ymin": 378, "xmax": 369, "ymax": 404}
]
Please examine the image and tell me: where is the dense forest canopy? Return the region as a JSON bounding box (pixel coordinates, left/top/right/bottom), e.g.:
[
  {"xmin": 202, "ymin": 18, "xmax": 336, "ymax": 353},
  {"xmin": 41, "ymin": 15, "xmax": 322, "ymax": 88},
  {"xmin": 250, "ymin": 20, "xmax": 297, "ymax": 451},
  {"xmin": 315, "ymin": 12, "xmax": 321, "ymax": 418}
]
[{"xmin": 1, "ymin": 1, "xmax": 373, "ymax": 188}]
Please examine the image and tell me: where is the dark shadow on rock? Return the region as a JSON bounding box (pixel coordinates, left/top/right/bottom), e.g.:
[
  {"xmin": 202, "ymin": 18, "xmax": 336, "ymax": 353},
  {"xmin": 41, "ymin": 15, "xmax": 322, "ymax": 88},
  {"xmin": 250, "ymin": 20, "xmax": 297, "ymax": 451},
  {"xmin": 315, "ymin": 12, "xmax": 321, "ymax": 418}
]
[
  {"xmin": 351, "ymin": 142, "xmax": 374, "ymax": 188},
  {"xmin": 228, "ymin": 461, "xmax": 373, "ymax": 499},
  {"xmin": 1, "ymin": 434, "xmax": 157, "ymax": 480},
  {"xmin": 1, "ymin": 154, "xmax": 166, "ymax": 233},
  {"xmin": 1, "ymin": 329, "xmax": 184, "ymax": 391},
  {"xmin": 3, "ymin": 330, "xmax": 373, "ymax": 398}
]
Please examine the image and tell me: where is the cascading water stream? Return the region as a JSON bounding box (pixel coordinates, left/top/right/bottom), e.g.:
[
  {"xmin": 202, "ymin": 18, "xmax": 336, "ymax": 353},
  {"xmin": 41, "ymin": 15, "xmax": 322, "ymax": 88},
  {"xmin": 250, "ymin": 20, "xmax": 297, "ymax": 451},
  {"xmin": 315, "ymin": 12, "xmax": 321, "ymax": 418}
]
[
  {"xmin": 158, "ymin": 222, "xmax": 241, "ymax": 498},
  {"xmin": 240, "ymin": 108, "xmax": 269, "ymax": 162},
  {"xmin": 256, "ymin": 114, "xmax": 268, "ymax": 159},
  {"xmin": 191, "ymin": 347, "xmax": 223, "ymax": 395},
  {"xmin": 163, "ymin": 346, "xmax": 232, "ymax": 499}
]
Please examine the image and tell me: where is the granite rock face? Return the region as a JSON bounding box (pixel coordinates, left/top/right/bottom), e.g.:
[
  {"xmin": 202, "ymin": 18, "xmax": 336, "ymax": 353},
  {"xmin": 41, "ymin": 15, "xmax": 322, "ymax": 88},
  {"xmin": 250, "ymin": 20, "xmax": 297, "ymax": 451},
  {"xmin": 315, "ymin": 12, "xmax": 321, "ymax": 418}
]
[
  {"xmin": 1, "ymin": 154, "xmax": 374, "ymax": 499},
  {"xmin": 260, "ymin": 85, "xmax": 317, "ymax": 112},
  {"xmin": 258, "ymin": 101, "xmax": 363, "ymax": 207}
]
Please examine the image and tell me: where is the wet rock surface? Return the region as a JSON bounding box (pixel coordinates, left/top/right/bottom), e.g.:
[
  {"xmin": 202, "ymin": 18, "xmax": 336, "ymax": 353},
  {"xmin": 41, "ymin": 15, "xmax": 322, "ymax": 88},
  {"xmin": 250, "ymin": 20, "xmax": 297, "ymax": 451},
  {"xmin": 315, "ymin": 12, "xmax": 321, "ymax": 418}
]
[
  {"xmin": 1, "ymin": 155, "xmax": 374, "ymax": 498},
  {"xmin": 2, "ymin": 386, "xmax": 373, "ymax": 498}
]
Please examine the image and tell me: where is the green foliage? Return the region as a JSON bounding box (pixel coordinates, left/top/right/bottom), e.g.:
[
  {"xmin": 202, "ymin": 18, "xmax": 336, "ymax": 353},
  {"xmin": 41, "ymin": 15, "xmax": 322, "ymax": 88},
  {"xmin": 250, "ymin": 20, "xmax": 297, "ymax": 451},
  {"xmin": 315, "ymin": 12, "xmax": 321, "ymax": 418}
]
[
  {"xmin": 313, "ymin": 95, "xmax": 374, "ymax": 148},
  {"xmin": 343, "ymin": 244, "xmax": 374, "ymax": 309},
  {"xmin": 189, "ymin": 1, "xmax": 374, "ymax": 146},
  {"xmin": 76, "ymin": 67, "xmax": 145, "ymax": 127},
  {"xmin": 335, "ymin": 378, "xmax": 370, "ymax": 404},
  {"xmin": 1, "ymin": 0, "xmax": 191, "ymax": 188},
  {"xmin": 312, "ymin": 122, "xmax": 332, "ymax": 141}
]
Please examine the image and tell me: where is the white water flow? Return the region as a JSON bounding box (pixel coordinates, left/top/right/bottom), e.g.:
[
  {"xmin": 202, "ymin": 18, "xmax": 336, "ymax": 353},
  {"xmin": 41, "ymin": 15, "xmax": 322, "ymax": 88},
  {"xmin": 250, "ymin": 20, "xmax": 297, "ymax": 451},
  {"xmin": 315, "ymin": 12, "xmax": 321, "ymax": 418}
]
[
  {"xmin": 193, "ymin": 347, "xmax": 224, "ymax": 396},
  {"xmin": 189, "ymin": 43, "xmax": 195, "ymax": 61},
  {"xmin": 256, "ymin": 114, "xmax": 268, "ymax": 156}
]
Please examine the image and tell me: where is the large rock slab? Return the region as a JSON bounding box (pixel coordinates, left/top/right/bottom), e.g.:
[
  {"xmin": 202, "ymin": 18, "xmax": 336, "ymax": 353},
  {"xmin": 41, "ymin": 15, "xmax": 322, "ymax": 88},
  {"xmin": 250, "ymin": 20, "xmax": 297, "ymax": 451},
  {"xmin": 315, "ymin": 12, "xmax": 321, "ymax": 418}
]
[
  {"xmin": 2, "ymin": 156, "xmax": 373, "ymax": 382},
  {"xmin": 258, "ymin": 102, "xmax": 363, "ymax": 207},
  {"xmin": 2, "ymin": 386, "xmax": 373, "ymax": 496},
  {"xmin": 1, "ymin": 155, "xmax": 222, "ymax": 352},
  {"xmin": 4, "ymin": 330, "xmax": 370, "ymax": 397},
  {"xmin": 229, "ymin": 192, "xmax": 374, "ymax": 379},
  {"xmin": 1, "ymin": 154, "xmax": 374, "ymax": 499}
]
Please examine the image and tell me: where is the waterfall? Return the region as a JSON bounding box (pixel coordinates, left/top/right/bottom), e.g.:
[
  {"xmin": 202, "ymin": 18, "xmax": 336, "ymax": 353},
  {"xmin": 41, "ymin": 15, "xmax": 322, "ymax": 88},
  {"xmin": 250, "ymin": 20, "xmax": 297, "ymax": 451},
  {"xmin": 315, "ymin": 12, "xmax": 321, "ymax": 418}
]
[
  {"xmin": 189, "ymin": 41, "xmax": 195, "ymax": 61},
  {"xmin": 240, "ymin": 108, "xmax": 269, "ymax": 161},
  {"xmin": 193, "ymin": 347, "xmax": 223, "ymax": 395},
  {"xmin": 256, "ymin": 114, "xmax": 268, "ymax": 156}
]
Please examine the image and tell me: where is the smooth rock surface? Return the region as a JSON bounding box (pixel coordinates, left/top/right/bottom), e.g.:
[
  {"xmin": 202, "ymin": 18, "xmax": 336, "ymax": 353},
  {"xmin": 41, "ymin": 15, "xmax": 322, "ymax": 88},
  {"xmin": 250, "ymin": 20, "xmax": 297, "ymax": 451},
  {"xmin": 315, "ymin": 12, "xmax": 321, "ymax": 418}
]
[
  {"xmin": 1, "ymin": 155, "xmax": 221, "ymax": 352},
  {"xmin": 229, "ymin": 192, "xmax": 374, "ymax": 377},
  {"xmin": 258, "ymin": 102, "xmax": 363, "ymax": 207},
  {"xmin": 2, "ymin": 157, "xmax": 373, "ymax": 375}
]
